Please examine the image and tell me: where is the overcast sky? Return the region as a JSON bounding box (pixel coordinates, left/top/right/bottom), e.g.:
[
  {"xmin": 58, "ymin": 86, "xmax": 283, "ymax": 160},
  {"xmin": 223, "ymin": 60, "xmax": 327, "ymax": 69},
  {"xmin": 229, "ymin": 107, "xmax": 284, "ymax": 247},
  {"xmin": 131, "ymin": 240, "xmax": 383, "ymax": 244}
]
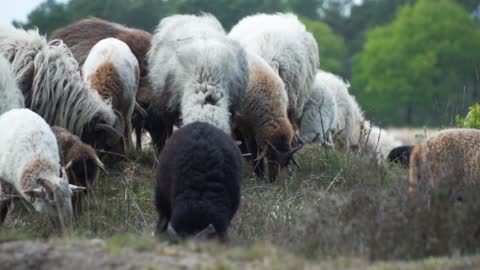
[{"xmin": 0, "ymin": 0, "xmax": 67, "ymax": 25}]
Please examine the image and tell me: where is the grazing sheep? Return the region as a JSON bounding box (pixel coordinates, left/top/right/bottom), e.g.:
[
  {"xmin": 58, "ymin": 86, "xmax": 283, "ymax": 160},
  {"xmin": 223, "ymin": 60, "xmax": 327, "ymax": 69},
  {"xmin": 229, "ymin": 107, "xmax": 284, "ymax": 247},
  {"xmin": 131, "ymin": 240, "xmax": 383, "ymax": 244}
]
[
  {"xmin": 0, "ymin": 55, "xmax": 24, "ymax": 114},
  {"xmin": 316, "ymin": 70, "xmax": 365, "ymax": 151},
  {"xmin": 229, "ymin": 13, "xmax": 319, "ymax": 127},
  {"xmin": 0, "ymin": 109, "xmax": 83, "ymax": 229},
  {"xmin": 155, "ymin": 122, "xmax": 242, "ymax": 240},
  {"xmin": 50, "ymin": 17, "xmax": 152, "ymax": 151},
  {"xmin": 83, "ymin": 37, "xmax": 140, "ymax": 152},
  {"xmin": 299, "ymin": 70, "xmax": 337, "ymax": 148},
  {"xmin": 360, "ymin": 122, "xmax": 403, "ymax": 162},
  {"xmin": 148, "ymin": 14, "xmax": 249, "ymax": 151},
  {"xmin": 388, "ymin": 145, "xmax": 414, "ymax": 168},
  {"xmin": 409, "ymin": 129, "xmax": 480, "ymax": 205},
  {"xmin": 0, "ymin": 25, "xmax": 125, "ymax": 155},
  {"xmin": 234, "ymin": 51, "xmax": 298, "ymax": 181},
  {"xmin": 51, "ymin": 126, "xmax": 105, "ymax": 212}
]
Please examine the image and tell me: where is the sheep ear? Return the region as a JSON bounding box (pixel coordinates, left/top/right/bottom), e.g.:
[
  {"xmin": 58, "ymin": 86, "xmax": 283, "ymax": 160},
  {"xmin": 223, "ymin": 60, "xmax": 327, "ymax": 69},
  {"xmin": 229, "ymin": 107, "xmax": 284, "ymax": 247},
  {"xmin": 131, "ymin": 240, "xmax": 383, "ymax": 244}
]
[
  {"xmin": 194, "ymin": 224, "xmax": 216, "ymax": 241},
  {"xmin": 24, "ymin": 188, "xmax": 44, "ymax": 198},
  {"xmin": 69, "ymin": 184, "xmax": 86, "ymax": 193},
  {"xmin": 94, "ymin": 157, "xmax": 108, "ymax": 174}
]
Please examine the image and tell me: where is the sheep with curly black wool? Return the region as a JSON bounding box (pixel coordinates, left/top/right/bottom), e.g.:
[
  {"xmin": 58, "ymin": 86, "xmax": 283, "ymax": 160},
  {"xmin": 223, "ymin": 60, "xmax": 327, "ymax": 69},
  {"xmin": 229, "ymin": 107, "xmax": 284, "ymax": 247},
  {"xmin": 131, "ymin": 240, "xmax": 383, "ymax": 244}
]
[{"xmin": 155, "ymin": 122, "xmax": 242, "ymax": 240}]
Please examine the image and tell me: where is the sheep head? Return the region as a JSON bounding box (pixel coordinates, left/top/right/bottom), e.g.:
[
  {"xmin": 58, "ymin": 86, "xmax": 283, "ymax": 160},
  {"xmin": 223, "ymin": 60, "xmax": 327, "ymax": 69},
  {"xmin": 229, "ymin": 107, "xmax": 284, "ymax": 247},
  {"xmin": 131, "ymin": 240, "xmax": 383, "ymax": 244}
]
[
  {"xmin": 84, "ymin": 109, "xmax": 125, "ymax": 157},
  {"xmin": 265, "ymin": 141, "xmax": 303, "ymax": 182},
  {"xmin": 24, "ymin": 168, "xmax": 85, "ymax": 231},
  {"xmin": 167, "ymin": 223, "xmax": 218, "ymax": 242}
]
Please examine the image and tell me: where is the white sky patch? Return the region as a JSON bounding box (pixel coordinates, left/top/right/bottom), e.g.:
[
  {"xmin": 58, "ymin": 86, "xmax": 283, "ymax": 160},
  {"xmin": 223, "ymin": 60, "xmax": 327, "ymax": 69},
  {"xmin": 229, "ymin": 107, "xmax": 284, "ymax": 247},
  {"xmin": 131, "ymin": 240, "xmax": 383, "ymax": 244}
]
[{"xmin": 0, "ymin": 0, "xmax": 67, "ymax": 25}]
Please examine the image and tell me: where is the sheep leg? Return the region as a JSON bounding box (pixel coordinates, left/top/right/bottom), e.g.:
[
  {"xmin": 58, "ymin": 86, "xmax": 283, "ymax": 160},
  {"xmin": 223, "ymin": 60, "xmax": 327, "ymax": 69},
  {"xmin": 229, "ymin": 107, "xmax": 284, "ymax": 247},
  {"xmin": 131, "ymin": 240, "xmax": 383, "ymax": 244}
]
[
  {"xmin": 135, "ymin": 124, "xmax": 143, "ymax": 151},
  {"xmin": 124, "ymin": 109, "xmax": 134, "ymax": 153}
]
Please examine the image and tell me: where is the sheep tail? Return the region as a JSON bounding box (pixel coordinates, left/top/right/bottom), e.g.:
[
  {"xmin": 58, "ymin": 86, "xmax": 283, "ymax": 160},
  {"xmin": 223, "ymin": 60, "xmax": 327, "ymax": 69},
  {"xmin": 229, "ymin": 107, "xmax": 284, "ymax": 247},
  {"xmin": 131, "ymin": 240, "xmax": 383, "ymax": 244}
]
[{"xmin": 181, "ymin": 81, "xmax": 230, "ymax": 134}]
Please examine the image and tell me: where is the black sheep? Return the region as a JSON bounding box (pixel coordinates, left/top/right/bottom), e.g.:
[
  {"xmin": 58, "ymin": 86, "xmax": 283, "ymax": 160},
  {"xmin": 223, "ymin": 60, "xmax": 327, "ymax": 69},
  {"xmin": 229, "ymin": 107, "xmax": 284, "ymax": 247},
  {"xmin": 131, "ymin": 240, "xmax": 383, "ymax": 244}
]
[
  {"xmin": 155, "ymin": 122, "xmax": 243, "ymax": 240},
  {"xmin": 388, "ymin": 145, "xmax": 414, "ymax": 168}
]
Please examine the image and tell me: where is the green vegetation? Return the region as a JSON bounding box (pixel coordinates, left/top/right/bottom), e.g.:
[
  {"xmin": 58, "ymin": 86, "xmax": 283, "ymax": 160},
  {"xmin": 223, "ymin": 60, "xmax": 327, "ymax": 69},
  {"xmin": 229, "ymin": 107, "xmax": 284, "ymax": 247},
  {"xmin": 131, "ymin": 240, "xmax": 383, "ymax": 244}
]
[
  {"xmin": 2, "ymin": 145, "xmax": 480, "ymax": 267},
  {"xmin": 457, "ymin": 103, "xmax": 480, "ymax": 129},
  {"xmin": 352, "ymin": 0, "xmax": 480, "ymax": 126}
]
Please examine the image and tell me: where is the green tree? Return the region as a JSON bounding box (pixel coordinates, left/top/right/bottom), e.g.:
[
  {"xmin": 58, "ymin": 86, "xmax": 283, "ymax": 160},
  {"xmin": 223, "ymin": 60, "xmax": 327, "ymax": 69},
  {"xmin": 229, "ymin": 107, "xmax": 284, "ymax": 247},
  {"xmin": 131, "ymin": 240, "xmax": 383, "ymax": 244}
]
[
  {"xmin": 14, "ymin": 0, "xmax": 70, "ymax": 34},
  {"xmin": 352, "ymin": 0, "xmax": 480, "ymax": 126},
  {"xmin": 301, "ymin": 17, "xmax": 347, "ymax": 74}
]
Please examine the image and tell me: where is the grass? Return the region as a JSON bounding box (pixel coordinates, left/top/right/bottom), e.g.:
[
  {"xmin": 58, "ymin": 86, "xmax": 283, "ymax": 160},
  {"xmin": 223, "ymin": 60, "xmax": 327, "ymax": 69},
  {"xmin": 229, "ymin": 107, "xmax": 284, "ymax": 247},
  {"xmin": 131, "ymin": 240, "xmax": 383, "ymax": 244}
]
[{"xmin": 1, "ymin": 144, "xmax": 480, "ymax": 268}]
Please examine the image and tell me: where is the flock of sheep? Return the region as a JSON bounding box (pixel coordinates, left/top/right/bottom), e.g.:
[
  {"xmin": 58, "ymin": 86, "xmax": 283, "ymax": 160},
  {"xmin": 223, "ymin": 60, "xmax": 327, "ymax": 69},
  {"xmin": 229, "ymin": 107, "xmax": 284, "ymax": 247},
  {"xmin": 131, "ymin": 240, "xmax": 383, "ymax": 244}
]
[{"xmin": 0, "ymin": 13, "xmax": 477, "ymax": 240}]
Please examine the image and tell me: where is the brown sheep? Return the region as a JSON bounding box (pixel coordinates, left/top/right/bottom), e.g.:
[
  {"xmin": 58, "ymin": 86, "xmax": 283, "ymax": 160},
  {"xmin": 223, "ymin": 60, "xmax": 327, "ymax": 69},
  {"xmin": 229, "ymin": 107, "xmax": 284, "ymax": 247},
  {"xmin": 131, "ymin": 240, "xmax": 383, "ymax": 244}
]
[
  {"xmin": 409, "ymin": 128, "xmax": 480, "ymax": 206},
  {"xmin": 49, "ymin": 17, "xmax": 151, "ymax": 151},
  {"xmin": 51, "ymin": 126, "xmax": 105, "ymax": 212},
  {"xmin": 234, "ymin": 52, "xmax": 299, "ymax": 182},
  {"xmin": 83, "ymin": 38, "xmax": 140, "ymax": 153}
]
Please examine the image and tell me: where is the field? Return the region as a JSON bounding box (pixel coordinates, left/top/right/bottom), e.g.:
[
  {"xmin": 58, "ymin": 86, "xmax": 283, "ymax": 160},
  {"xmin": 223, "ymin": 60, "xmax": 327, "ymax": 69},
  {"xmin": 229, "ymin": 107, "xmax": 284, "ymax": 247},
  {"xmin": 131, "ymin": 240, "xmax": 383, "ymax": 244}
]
[{"xmin": 1, "ymin": 137, "xmax": 480, "ymax": 269}]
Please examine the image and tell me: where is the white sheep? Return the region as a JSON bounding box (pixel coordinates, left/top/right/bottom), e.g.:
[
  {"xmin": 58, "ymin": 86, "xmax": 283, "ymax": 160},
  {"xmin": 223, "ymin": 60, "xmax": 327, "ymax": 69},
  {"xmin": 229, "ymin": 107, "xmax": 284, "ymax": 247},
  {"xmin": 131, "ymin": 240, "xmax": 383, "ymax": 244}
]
[
  {"xmin": 0, "ymin": 55, "xmax": 24, "ymax": 114},
  {"xmin": 0, "ymin": 108, "xmax": 83, "ymax": 229},
  {"xmin": 83, "ymin": 37, "xmax": 140, "ymax": 152},
  {"xmin": 361, "ymin": 122, "xmax": 403, "ymax": 161},
  {"xmin": 147, "ymin": 14, "xmax": 249, "ymax": 149},
  {"xmin": 229, "ymin": 13, "xmax": 319, "ymax": 127},
  {"xmin": 317, "ymin": 70, "xmax": 365, "ymax": 150},
  {"xmin": 299, "ymin": 70, "xmax": 337, "ymax": 147}
]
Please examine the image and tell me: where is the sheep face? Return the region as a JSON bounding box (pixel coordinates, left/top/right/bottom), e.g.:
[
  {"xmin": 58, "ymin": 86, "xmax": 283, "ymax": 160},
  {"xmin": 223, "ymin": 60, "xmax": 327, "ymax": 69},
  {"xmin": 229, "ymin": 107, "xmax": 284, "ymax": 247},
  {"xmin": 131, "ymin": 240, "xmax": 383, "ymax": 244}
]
[
  {"xmin": 167, "ymin": 202, "xmax": 229, "ymax": 241},
  {"xmin": 24, "ymin": 172, "xmax": 83, "ymax": 230},
  {"xmin": 83, "ymin": 110, "xmax": 125, "ymax": 156},
  {"xmin": 265, "ymin": 142, "xmax": 302, "ymax": 182}
]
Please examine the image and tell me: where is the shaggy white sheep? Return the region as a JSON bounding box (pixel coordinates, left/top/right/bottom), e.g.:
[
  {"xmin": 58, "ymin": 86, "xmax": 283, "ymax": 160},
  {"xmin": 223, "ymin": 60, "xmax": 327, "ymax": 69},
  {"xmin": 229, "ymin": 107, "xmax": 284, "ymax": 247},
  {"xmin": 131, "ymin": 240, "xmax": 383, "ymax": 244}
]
[
  {"xmin": 299, "ymin": 71, "xmax": 337, "ymax": 147},
  {"xmin": 0, "ymin": 55, "xmax": 23, "ymax": 114},
  {"xmin": 83, "ymin": 37, "xmax": 139, "ymax": 152},
  {"xmin": 0, "ymin": 25, "xmax": 124, "ymax": 153},
  {"xmin": 0, "ymin": 109, "xmax": 83, "ymax": 229},
  {"xmin": 229, "ymin": 13, "xmax": 319, "ymax": 126},
  {"xmin": 148, "ymin": 14, "xmax": 249, "ymax": 137},
  {"xmin": 315, "ymin": 70, "xmax": 365, "ymax": 150}
]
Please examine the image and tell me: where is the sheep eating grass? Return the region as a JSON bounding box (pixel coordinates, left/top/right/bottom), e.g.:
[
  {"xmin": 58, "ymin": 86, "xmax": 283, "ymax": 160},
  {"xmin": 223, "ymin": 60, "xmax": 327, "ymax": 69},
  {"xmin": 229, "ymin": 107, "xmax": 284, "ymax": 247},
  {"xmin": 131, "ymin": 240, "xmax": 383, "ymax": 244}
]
[
  {"xmin": 155, "ymin": 122, "xmax": 242, "ymax": 240},
  {"xmin": 0, "ymin": 109, "xmax": 84, "ymax": 231}
]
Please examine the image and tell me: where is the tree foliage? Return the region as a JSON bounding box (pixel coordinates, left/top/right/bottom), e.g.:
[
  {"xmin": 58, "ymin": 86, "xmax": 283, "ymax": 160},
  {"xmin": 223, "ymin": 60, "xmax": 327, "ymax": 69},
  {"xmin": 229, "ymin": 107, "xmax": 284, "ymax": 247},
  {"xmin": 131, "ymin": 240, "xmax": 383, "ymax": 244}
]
[
  {"xmin": 301, "ymin": 17, "xmax": 347, "ymax": 74},
  {"xmin": 352, "ymin": 0, "xmax": 480, "ymax": 126}
]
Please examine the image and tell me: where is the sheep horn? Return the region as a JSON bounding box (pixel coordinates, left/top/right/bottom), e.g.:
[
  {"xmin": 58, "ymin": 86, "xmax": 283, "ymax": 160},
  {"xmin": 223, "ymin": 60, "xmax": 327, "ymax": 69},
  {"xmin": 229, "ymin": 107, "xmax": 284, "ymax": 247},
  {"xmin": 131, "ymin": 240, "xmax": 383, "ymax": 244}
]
[
  {"xmin": 266, "ymin": 141, "xmax": 280, "ymax": 154},
  {"xmin": 134, "ymin": 102, "xmax": 148, "ymax": 119},
  {"xmin": 64, "ymin": 161, "xmax": 73, "ymax": 170},
  {"xmin": 69, "ymin": 184, "xmax": 86, "ymax": 192},
  {"xmin": 37, "ymin": 178, "xmax": 55, "ymax": 193},
  {"xmin": 94, "ymin": 157, "xmax": 108, "ymax": 174},
  {"xmin": 95, "ymin": 123, "xmax": 122, "ymax": 139},
  {"xmin": 291, "ymin": 156, "xmax": 301, "ymax": 169}
]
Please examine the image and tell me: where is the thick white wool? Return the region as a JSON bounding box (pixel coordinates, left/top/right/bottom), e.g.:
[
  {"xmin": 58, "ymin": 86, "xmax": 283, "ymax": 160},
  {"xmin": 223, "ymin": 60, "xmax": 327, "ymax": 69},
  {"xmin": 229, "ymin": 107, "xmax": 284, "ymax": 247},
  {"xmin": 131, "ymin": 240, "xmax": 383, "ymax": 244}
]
[
  {"xmin": 148, "ymin": 14, "xmax": 249, "ymax": 134},
  {"xmin": 300, "ymin": 71, "xmax": 337, "ymax": 146},
  {"xmin": 229, "ymin": 13, "xmax": 319, "ymax": 123},
  {"xmin": 0, "ymin": 109, "xmax": 63, "ymax": 212}
]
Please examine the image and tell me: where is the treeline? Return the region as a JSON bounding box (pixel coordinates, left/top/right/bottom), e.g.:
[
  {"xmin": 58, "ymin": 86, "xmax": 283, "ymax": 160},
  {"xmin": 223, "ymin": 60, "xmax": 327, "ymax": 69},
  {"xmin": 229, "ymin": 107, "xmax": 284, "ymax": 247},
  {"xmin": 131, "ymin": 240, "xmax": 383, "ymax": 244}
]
[{"xmin": 13, "ymin": 0, "xmax": 480, "ymax": 126}]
